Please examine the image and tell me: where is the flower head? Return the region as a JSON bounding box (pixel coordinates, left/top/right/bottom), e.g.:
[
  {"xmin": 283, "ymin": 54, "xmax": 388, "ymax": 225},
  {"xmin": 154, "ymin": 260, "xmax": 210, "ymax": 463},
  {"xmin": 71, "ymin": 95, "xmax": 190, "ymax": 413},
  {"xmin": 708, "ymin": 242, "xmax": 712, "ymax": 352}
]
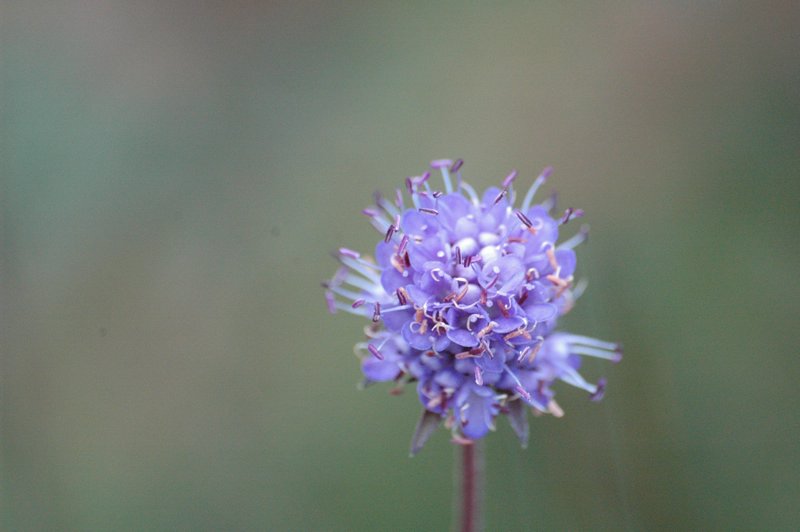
[{"xmin": 325, "ymin": 159, "xmax": 621, "ymax": 453}]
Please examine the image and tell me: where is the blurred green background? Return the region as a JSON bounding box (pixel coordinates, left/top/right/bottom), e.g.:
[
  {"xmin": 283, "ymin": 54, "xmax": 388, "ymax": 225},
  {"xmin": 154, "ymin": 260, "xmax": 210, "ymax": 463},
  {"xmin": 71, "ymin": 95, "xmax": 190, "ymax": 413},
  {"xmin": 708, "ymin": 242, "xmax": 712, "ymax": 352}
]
[{"xmin": 3, "ymin": 2, "xmax": 799, "ymax": 530}]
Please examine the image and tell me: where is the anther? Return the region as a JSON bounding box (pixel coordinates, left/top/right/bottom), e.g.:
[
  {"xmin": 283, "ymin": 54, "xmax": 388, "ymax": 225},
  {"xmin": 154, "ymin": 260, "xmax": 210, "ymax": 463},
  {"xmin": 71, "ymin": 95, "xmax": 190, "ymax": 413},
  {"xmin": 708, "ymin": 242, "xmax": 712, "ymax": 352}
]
[
  {"xmin": 450, "ymin": 159, "xmax": 464, "ymax": 172},
  {"xmin": 502, "ymin": 169, "xmax": 518, "ymax": 188},
  {"xmin": 454, "ymin": 283, "xmax": 470, "ymax": 303},
  {"xmin": 339, "ymin": 248, "xmax": 360, "ymax": 259},
  {"xmin": 560, "ymin": 207, "xmax": 584, "ymax": 225},
  {"xmin": 352, "ymin": 299, "xmax": 366, "ymax": 308},
  {"xmin": 527, "ymin": 342, "xmax": 542, "ymax": 363},
  {"xmin": 419, "ymin": 207, "xmax": 439, "ymax": 215},
  {"xmin": 454, "ymin": 246, "xmax": 462, "ymax": 265},
  {"xmin": 455, "ymin": 346, "xmax": 485, "ymax": 359},
  {"xmin": 432, "ymin": 190, "xmax": 443, "ymax": 198},
  {"xmin": 474, "ymin": 366, "xmax": 484, "ymax": 386},
  {"xmin": 405, "ymin": 177, "xmax": 414, "ymax": 194},
  {"xmin": 396, "ymin": 287, "xmax": 409, "ymax": 305},
  {"xmin": 384, "ymin": 224, "xmax": 396, "ymax": 243},
  {"xmin": 477, "ymin": 322, "xmax": 496, "ymax": 339},
  {"xmin": 515, "ymin": 210, "xmax": 533, "ymax": 228},
  {"xmin": 397, "ymin": 235, "xmax": 409, "ymax": 255},
  {"xmin": 493, "ymin": 187, "xmax": 508, "ymax": 205},
  {"xmin": 367, "ymin": 344, "xmax": 384, "ymax": 360},
  {"xmin": 372, "ymin": 302, "xmax": 381, "ymax": 322},
  {"xmin": 515, "ymin": 385, "xmax": 532, "ymax": 402}
]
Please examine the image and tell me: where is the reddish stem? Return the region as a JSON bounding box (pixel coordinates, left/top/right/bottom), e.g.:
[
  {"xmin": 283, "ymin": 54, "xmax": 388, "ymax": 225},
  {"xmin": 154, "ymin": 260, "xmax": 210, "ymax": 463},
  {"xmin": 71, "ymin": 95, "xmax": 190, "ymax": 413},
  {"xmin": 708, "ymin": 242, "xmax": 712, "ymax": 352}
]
[{"xmin": 457, "ymin": 442, "xmax": 483, "ymax": 532}]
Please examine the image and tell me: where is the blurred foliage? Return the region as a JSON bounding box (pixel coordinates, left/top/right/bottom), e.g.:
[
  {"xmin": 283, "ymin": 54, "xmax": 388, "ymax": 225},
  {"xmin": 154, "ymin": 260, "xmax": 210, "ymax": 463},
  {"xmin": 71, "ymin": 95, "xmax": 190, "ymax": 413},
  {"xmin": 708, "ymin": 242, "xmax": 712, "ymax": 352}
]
[{"xmin": 3, "ymin": 2, "xmax": 799, "ymax": 530}]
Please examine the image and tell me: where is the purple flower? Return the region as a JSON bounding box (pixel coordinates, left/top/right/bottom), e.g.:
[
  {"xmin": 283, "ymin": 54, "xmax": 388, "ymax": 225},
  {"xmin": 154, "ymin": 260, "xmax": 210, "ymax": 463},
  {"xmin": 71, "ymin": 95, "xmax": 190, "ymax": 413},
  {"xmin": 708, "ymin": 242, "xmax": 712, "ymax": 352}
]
[{"xmin": 325, "ymin": 160, "xmax": 621, "ymax": 453}]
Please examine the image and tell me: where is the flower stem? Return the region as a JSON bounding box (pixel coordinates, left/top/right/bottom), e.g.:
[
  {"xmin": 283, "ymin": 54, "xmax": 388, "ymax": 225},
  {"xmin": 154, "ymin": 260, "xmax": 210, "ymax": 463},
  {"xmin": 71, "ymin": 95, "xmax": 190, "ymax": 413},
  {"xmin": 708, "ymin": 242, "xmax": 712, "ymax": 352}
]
[{"xmin": 455, "ymin": 441, "xmax": 484, "ymax": 532}]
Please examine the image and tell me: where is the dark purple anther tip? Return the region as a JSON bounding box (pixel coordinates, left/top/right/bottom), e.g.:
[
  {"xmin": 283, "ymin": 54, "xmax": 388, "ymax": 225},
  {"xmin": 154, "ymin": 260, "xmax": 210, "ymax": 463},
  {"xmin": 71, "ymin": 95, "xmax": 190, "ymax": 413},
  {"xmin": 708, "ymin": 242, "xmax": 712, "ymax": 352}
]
[
  {"xmin": 352, "ymin": 299, "xmax": 365, "ymax": 308},
  {"xmin": 384, "ymin": 224, "xmax": 396, "ymax": 243},
  {"xmin": 515, "ymin": 210, "xmax": 533, "ymax": 228},
  {"xmin": 405, "ymin": 177, "xmax": 414, "ymax": 194},
  {"xmin": 368, "ymin": 344, "xmax": 384, "ymax": 360},
  {"xmin": 454, "ymin": 246, "xmax": 462, "ymax": 265},
  {"xmin": 372, "ymin": 302, "xmax": 381, "ymax": 322},
  {"xmin": 493, "ymin": 188, "xmax": 507, "ymax": 205},
  {"xmin": 419, "ymin": 171, "xmax": 431, "ymax": 183},
  {"xmin": 419, "ymin": 207, "xmax": 439, "ymax": 215},
  {"xmin": 450, "ymin": 159, "xmax": 464, "ymax": 172},
  {"xmin": 590, "ymin": 378, "xmax": 607, "ymax": 402}
]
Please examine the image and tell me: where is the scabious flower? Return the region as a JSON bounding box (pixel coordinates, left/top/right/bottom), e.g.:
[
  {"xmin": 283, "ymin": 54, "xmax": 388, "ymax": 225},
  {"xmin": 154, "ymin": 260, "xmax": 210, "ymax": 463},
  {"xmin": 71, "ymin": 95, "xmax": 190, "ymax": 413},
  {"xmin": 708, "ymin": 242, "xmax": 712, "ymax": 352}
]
[{"xmin": 324, "ymin": 159, "xmax": 621, "ymax": 453}]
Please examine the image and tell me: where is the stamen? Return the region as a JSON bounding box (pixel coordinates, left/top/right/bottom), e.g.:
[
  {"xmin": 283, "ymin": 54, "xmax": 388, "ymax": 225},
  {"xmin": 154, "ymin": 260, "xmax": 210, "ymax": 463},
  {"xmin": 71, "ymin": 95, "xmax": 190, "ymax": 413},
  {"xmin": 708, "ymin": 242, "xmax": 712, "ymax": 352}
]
[
  {"xmin": 564, "ymin": 334, "xmax": 620, "ymax": 352},
  {"xmin": 352, "ymin": 299, "xmax": 366, "ymax": 308},
  {"xmin": 572, "ymin": 346, "xmax": 623, "ymax": 363},
  {"xmin": 493, "ymin": 187, "xmax": 508, "ymax": 205},
  {"xmin": 560, "ymin": 207, "xmax": 584, "ymax": 225},
  {"xmin": 515, "ymin": 385, "xmax": 532, "ymax": 402},
  {"xmin": 546, "ymin": 247, "xmax": 559, "ymax": 270},
  {"xmin": 405, "ymin": 177, "xmax": 414, "ymax": 194},
  {"xmin": 474, "ymin": 366, "xmax": 484, "ymax": 386},
  {"xmin": 431, "ymin": 159, "xmax": 454, "ymax": 194},
  {"xmin": 460, "ymin": 182, "xmax": 480, "ymax": 205},
  {"xmin": 372, "ymin": 302, "xmax": 381, "ymax": 322},
  {"xmin": 477, "ymin": 321, "xmax": 497, "ymax": 339},
  {"xmin": 590, "ymin": 378, "xmax": 607, "ymax": 401},
  {"xmin": 367, "ymin": 344, "xmax": 384, "ymax": 360},
  {"xmin": 455, "ymin": 346, "xmax": 485, "ymax": 359},
  {"xmin": 454, "ymin": 283, "xmax": 470, "ymax": 303},
  {"xmin": 362, "ymin": 208, "xmax": 379, "ymax": 218},
  {"xmin": 454, "ymin": 246, "xmax": 462, "ymax": 265},
  {"xmin": 527, "ymin": 341, "xmax": 542, "ymax": 363},
  {"xmin": 450, "ymin": 159, "xmax": 464, "ymax": 172},
  {"xmin": 419, "ymin": 207, "xmax": 439, "ymax": 215},
  {"xmin": 558, "ymin": 224, "xmax": 589, "ymax": 250},
  {"xmin": 520, "ymin": 166, "xmax": 552, "ymax": 211},
  {"xmin": 432, "ymin": 190, "xmax": 443, "ymax": 198}
]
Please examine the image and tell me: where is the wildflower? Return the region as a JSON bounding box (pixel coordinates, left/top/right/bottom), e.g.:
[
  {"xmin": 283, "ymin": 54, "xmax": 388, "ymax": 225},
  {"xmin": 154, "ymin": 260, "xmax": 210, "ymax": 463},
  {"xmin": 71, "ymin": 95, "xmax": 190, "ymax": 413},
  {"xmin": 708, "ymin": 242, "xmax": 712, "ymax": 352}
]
[{"xmin": 325, "ymin": 160, "xmax": 620, "ymax": 454}]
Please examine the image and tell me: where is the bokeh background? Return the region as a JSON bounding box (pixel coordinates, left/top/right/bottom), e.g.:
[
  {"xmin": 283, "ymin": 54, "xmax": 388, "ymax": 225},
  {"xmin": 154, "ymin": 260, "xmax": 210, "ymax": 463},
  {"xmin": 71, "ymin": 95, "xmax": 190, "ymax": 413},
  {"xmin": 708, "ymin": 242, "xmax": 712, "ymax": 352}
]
[{"xmin": 3, "ymin": 2, "xmax": 799, "ymax": 530}]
